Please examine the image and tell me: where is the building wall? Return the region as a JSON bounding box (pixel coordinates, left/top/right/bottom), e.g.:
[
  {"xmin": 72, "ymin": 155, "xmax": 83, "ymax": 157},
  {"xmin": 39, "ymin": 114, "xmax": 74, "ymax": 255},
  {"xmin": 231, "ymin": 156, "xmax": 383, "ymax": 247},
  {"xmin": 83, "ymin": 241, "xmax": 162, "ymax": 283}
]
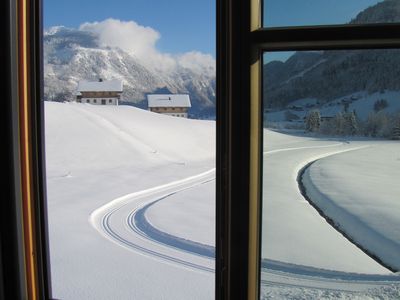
[
  {"xmin": 77, "ymin": 97, "xmax": 119, "ymax": 105},
  {"xmin": 76, "ymin": 91, "xmax": 121, "ymax": 105},
  {"xmin": 149, "ymin": 107, "xmax": 189, "ymax": 118},
  {"xmin": 81, "ymin": 91, "xmax": 121, "ymax": 98},
  {"xmin": 160, "ymin": 112, "xmax": 188, "ymax": 118}
]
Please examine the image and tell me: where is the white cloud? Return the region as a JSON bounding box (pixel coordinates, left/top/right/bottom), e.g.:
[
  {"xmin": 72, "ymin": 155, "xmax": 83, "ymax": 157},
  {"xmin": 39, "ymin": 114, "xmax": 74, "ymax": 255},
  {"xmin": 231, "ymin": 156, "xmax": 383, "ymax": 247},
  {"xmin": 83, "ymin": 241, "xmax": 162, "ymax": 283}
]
[
  {"xmin": 178, "ymin": 51, "xmax": 216, "ymax": 76},
  {"xmin": 79, "ymin": 19, "xmax": 159, "ymax": 59},
  {"xmin": 79, "ymin": 19, "xmax": 215, "ymax": 74}
]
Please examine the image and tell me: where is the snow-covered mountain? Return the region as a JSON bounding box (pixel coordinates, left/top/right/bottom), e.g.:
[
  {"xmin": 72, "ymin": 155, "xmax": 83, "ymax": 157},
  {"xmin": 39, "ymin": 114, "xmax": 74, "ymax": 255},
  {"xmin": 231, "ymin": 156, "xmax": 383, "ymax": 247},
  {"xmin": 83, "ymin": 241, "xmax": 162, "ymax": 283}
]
[
  {"xmin": 44, "ymin": 26, "xmax": 216, "ymax": 117},
  {"xmin": 263, "ymin": 0, "xmax": 400, "ymax": 110},
  {"xmin": 350, "ymin": 0, "xmax": 400, "ymax": 24}
]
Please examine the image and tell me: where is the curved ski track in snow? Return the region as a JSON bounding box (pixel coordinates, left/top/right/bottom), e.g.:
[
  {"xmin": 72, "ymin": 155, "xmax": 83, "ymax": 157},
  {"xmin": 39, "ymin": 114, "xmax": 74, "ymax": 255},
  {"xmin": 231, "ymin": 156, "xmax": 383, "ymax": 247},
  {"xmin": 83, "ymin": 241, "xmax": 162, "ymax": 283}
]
[
  {"xmin": 261, "ymin": 142, "xmax": 399, "ymax": 291},
  {"xmin": 126, "ymin": 186, "xmax": 215, "ymax": 259},
  {"xmin": 90, "ymin": 141, "xmax": 400, "ymax": 290},
  {"xmin": 90, "ymin": 168, "xmax": 216, "ymax": 273}
]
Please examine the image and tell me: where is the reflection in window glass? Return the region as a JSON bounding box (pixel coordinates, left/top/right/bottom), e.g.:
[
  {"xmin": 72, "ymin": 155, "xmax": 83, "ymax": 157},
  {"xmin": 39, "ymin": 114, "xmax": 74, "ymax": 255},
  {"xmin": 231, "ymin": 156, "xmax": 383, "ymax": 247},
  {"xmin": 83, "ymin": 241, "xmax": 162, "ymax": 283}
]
[
  {"xmin": 263, "ymin": 0, "xmax": 400, "ymax": 28},
  {"xmin": 260, "ymin": 50, "xmax": 400, "ymax": 298},
  {"xmin": 44, "ymin": 0, "xmax": 216, "ymax": 299}
]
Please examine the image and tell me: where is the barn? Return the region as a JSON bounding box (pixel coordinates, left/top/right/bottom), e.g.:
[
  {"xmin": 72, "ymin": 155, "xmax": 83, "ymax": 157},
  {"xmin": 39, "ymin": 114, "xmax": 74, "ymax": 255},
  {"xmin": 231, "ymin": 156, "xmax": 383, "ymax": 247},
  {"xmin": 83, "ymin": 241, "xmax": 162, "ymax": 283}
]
[
  {"xmin": 147, "ymin": 94, "xmax": 191, "ymax": 118},
  {"xmin": 76, "ymin": 79, "xmax": 123, "ymax": 105}
]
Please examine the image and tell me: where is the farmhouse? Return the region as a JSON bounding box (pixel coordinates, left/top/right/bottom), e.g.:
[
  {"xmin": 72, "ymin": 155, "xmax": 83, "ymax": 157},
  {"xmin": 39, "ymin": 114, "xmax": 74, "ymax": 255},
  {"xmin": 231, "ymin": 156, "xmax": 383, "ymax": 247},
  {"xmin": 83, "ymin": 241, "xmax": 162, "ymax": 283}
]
[
  {"xmin": 76, "ymin": 79, "xmax": 123, "ymax": 105},
  {"xmin": 147, "ymin": 94, "xmax": 191, "ymax": 118}
]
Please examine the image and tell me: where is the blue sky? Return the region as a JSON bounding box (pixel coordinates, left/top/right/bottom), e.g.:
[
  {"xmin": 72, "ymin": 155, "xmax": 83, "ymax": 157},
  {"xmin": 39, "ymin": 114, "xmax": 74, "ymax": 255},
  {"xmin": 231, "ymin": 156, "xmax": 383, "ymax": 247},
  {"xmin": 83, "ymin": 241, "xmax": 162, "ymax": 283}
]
[
  {"xmin": 44, "ymin": 0, "xmax": 215, "ymax": 56},
  {"xmin": 45, "ymin": 0, "xmax": 383, "ymax": 62},
  {"xmin": 264, "ymin": 0, "xmax": 384, "ymax": 63},
  {"xmin": 264, "ymin": 0, "xmax": 383, "ymax": 27}
]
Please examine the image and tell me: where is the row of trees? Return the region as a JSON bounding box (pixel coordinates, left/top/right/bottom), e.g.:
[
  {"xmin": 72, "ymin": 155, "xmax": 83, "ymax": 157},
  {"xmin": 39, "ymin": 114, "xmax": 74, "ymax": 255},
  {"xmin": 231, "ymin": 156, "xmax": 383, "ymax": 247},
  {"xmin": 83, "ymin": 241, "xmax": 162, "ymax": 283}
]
[{"xmin": 305, "ymin": 109, "xmax": 400, "ymax": 140}]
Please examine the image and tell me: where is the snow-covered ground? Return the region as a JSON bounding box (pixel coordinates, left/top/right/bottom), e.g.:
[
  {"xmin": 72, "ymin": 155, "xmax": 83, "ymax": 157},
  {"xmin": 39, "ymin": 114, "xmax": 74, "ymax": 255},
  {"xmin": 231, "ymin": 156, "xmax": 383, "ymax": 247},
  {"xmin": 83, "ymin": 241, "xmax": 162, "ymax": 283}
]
[
  {"xmin": 266, "ymin": 90, "xmax": 400, "ymax": 123},
  {"xmin": 146, "ymin": 180, "xmax": 215, "ymax": 246},
  {"xmin": 262, "ymin": 132, "xmax": 388, "ymax": 274},
  {"xmin": 303, "ymin": 142, "xmax": 400, "ymax": 270},
  {"xmin": 45, "ymin": 102, "xmax": 215, "ymax": 299},
  {"xmin": 45, "ymin": 102, "xmax": 399, "ymax": 299}
]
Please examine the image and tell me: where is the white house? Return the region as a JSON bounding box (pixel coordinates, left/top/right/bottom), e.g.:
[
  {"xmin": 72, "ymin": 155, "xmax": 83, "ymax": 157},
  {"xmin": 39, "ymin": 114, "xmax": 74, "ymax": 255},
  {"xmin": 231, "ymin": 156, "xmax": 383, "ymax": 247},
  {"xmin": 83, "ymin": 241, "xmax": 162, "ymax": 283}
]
[
  {"xmin": 147, "ymin": 94, "xmax": 191, "ymax": 118},
  {"xmin": 76, "ymin": 79, "xmax": 123, "ymax": 105}
]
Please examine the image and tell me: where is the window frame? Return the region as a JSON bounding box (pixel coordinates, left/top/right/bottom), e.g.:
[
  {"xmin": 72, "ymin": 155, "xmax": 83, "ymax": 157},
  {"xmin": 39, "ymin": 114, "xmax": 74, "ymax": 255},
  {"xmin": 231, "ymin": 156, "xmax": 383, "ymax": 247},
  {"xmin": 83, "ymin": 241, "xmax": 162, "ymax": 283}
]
[
  {"xmin": 4, "ymin": 0, "xmax": 400, "ymax": 299},
  {"xmin": 218, "ymin": 1, "xmax": 400, "ymax": 300},
  {"xmin": 2, "ymin": 0, "xmax": 51, "ymax": 299}
]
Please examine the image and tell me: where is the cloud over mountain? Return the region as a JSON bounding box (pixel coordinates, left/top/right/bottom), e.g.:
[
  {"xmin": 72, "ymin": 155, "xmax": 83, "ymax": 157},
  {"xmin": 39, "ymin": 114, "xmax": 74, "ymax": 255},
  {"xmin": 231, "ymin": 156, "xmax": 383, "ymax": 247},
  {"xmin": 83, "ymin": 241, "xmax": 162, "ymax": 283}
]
[
  {"xmin": 78, "ymin": 18, "xmax": 214, "ymax": 73},
  {"xmin": 80, "ymin": 19, "xmax": 160, "ymax": 60},
  {"xmin": 43, "ymin": 19, "xmax": 216, "ymax": 117}
]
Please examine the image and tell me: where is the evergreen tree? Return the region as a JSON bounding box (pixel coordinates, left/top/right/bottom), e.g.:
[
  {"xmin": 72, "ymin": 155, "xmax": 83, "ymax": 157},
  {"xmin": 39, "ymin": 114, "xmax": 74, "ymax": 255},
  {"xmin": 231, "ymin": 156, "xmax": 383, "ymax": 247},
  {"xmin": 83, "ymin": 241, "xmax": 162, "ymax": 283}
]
[
  {"xmin": 334, "ymin": 112, "xmax": 345, "ymax": 135},
  {"xmin": 373, "ymin": 99, "xmax": 388, "ymax": 112},
  {"xmin": 392, "ymin": 117, "xmax": 400, "ymax": 140},
  {"xmin": 364, "ymin": 111, "xmax": 390, "ymax": 137},
  {"xmin": 305, "ymin": 110, "xmax": 321, "ymax": 132},
  {"xmin": 343, "ymin": 112, "xmax": 359, "ymax": 135}
]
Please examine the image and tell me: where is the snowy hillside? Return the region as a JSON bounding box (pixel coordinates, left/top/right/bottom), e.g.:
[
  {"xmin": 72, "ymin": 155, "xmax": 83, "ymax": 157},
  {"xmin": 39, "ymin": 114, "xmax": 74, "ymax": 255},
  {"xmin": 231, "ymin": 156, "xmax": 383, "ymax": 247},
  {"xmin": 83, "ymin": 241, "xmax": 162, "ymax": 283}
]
[
  {"xmin": 264, "ymin": 49, "xmax": 400, "ymax": 112},
  {"xmin": 46, "ymin": 102, "xmax": 216, "ymax": 299},
  {"xmin": 266, "ymin": 90, "xmax": 400, "ymax": 123},
  {"xmin": 44, "ymin": 22, "xmax": 216, "ymax": 117},
  {"xmin": 45, "ymin": 102, "xmax": 399, "ymax": 299}
]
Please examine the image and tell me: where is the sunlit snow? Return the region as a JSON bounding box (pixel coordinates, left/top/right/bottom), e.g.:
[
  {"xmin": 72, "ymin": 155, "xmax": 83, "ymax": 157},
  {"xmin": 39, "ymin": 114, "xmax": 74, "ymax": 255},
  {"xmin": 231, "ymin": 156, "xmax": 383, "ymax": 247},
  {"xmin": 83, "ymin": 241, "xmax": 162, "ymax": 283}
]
[{"xmin": 45, "ymin": 102, "xmax": 399, "ymax": 299}]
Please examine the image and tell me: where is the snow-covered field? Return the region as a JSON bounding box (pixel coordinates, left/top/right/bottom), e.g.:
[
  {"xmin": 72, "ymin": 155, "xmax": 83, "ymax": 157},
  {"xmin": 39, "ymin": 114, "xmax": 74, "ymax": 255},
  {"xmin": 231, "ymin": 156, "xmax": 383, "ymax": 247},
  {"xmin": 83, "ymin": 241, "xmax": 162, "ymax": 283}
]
[
  {"xmin": 45, "ymin": 102, "xmax": 215, "ymax": 299},
  {"xmin": 262, "ymin": 132, "xmax": 389, "ymax": 273},
  {"xmin": 303, "ymin": 142, "xmax": 400, "ymax": 270},
  {"xmin": 45, "ymin": 102, "xmax": 400, "ymax": 299}
]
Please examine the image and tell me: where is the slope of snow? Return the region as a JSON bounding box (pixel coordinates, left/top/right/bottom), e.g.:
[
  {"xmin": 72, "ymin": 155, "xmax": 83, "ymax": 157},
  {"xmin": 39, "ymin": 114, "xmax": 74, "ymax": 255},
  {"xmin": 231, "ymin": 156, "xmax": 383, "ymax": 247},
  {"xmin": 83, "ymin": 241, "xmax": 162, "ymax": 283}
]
[
  {"xmin": 303, "ymin": 142, "xmax": 400, "ymax": 270},
  {"xmin": 146, "ymin": 181, "xmax": 215, "ymax": 246},
  {"xmin": 261, "ymin": 132, "xmax": 389, "ymax": 274},
  {"xmin": 290, "ymin": 98, "xmax": 319, "ymax": 107},
  {"xmin": 261, "ymin": 283, "xmax": 400, "ymax": 300},
  {"xmin": 266, "ymin": 90, "xmax": 400, "ymax": 124},
  {"xmin": 45, "ymin": 102, "xmax": 215, "ymax": 299},
  {"xmin": 45, "ymin": 102, "xmax": 399, "ymax": 299},
  {"xmin": 320, "ymin": 90, "xmax": 400, "ymax": 120}
]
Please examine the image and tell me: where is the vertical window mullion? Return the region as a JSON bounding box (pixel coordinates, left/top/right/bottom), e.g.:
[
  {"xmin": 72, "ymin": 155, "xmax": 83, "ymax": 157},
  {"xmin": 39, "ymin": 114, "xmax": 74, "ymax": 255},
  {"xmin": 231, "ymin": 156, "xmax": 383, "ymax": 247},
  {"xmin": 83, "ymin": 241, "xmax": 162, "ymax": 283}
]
[{"xmin": 248, "ymin": 0, "xmax": 263, "ymax": 299}]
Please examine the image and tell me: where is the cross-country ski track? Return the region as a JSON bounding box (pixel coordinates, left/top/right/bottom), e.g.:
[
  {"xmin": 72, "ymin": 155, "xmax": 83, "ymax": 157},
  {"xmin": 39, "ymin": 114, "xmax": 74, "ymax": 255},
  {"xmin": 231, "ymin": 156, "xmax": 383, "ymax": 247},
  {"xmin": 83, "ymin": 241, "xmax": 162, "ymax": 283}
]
[{"xmin": 89, "ymin": 142, "xmax": 400, "ymax": 291}]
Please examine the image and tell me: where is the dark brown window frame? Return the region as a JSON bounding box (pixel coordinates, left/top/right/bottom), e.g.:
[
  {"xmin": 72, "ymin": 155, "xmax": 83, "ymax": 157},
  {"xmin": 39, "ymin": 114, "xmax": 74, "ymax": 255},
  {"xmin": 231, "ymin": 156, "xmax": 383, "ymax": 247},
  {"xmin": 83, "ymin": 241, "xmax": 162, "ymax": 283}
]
[
  {"xmin": 217, "ymin": 1, "xmax": 400, "ymax": 300},
  {"xmin": 3, "ymin": 0, "xmax": 400, "ymax": 299}
]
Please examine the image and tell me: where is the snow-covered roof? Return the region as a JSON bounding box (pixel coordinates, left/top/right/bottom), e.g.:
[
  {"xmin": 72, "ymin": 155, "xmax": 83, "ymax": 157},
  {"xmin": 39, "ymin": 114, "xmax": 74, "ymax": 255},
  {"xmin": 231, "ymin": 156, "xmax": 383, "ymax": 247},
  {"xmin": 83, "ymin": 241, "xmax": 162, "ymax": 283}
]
[
  {"xmin": 147, "ymin": 94, "xmax": 191, "ymax": 108},
  {"xmin": 77, "ymin": 79, "xmax": 123, "ymax": 92}
]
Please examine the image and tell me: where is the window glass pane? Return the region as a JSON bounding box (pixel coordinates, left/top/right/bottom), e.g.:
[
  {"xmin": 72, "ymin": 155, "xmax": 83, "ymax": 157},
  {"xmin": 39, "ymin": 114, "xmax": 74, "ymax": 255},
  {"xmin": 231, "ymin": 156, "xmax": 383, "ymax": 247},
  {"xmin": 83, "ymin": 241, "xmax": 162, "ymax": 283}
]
[
  {"xmin": 261, "ymin": 50, "xmax": 400, "ymax": 298},
  {"xmin": 44, "ymin": 0, "xmax": 216, "ymax": 299},
  {"xmin": 263, "ymin": 0, "xmax": 399, "ymax": 28}
]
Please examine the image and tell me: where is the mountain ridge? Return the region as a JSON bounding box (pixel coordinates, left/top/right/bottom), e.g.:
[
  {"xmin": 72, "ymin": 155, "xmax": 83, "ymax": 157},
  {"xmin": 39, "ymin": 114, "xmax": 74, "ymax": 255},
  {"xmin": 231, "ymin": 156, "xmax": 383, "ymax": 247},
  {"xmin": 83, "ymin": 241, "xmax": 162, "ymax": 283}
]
[
  {"xmin": 263, "ymin": 0, "xmax": 400, "ymax": 110},
  {"xmin": 44, "ymin": 26, "xmax": 216, "ymax": 118}
]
